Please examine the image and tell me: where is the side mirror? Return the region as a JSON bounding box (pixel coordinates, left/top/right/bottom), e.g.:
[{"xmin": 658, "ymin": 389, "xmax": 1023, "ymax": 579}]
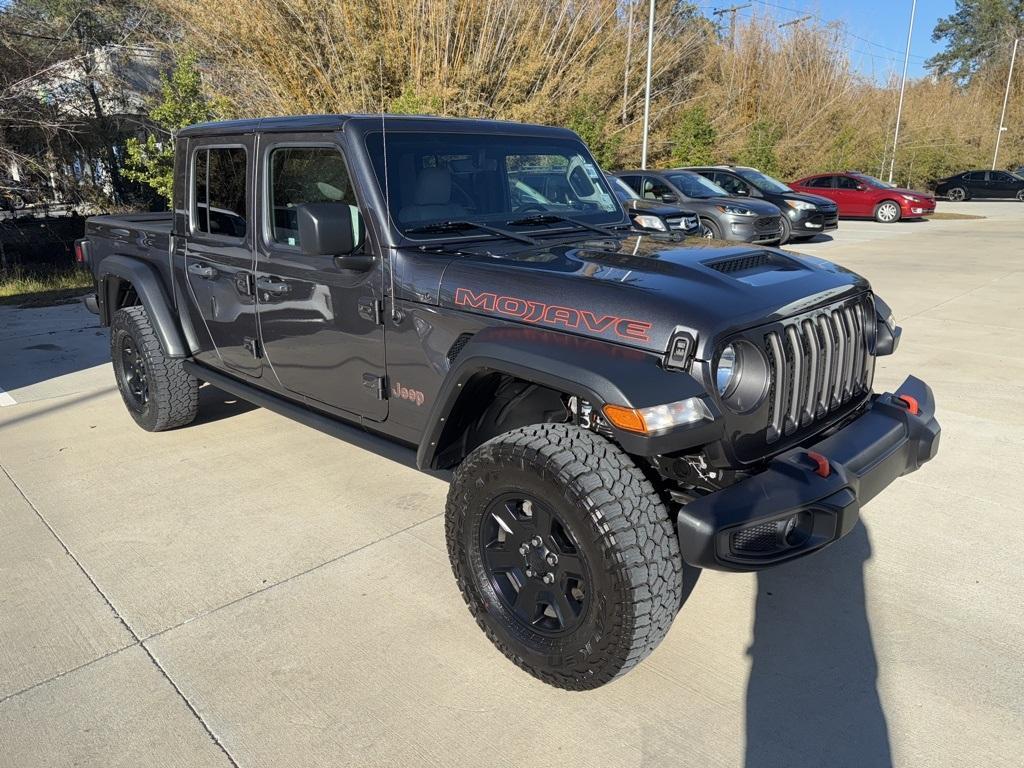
[
  {"xmin": 296, "ymin": 202, "xmax": 373, "ymax": 269},
  {"xmin": 734, "ymin": 187, "xmax": 749, "ymax": 196},
  {"xmin": 660, "ymin": 193, "xmax": 678, "ymax": 203},
  {"xmin": 855, "ymin": 184, "xmax": 866, "ymax": 191}
]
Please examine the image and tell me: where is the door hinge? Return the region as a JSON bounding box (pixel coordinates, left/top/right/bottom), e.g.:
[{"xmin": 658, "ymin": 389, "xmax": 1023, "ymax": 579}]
[
  {"xmin": 243, "ymin": 336, "xmax": 263, "ymax": 359},
  {"xmin": 358, "ymin": 297, "xmax": 383, "ymax": 325},
  {"xmin": 362, "ymin": 373, "xmax": 385, "ymax": 400}
]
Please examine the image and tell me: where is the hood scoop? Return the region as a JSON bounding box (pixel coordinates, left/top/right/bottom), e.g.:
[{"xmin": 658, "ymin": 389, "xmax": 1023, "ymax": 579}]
[{"xmin": 704, "ymin": 251, "xmax": 799, "ymax": 278}]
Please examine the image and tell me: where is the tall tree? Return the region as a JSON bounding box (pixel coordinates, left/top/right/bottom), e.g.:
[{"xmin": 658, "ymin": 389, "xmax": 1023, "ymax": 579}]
[{"xmin": 927, "ymin": 0, "xmax": 1024, "ymax": 84}]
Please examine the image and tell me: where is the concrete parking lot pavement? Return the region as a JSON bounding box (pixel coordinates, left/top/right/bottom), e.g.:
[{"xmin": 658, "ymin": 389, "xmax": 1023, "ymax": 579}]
[{"xmin": 1, "ymin": 201, "xmax": 1022, "ymax": 767}]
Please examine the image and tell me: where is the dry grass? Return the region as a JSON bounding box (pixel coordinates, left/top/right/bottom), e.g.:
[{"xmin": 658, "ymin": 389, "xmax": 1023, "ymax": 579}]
[
  {"xmin": 154, "ymin": 1, "xmax": 1023, "ymax": 188},
  {"xmin": 925, "ymin": 212, "xmax": 987, "ymax": 220},
  {"xmin": 0, "ymin": 268, "xmax": 93, "ymax": 305}
]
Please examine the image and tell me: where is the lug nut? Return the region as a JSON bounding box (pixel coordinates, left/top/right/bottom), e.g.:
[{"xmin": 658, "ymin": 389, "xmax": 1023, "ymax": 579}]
[
  {"xmin": 519, "ymin": 544, "xmax": 530, "ymax": 555},
  {"xmin": 530, "ymin": 536, "xmax": 543, "ymax": 547},
  {"xmin": 546, "ymin": 553, "xmax": 558, "ymax": 566},
  {"xmin": 542, "ymin": 573, "xmax": 555, "ymax": 584},
  {"xmin": 525, "ymin": 568, "xmax": 535, "ymax": 578}
]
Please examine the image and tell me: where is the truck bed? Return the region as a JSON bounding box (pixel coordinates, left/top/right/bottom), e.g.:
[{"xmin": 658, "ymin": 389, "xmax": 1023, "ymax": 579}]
[{"xmin": 85, "ymin": 212, "xmax": 173, "ymax": 271}]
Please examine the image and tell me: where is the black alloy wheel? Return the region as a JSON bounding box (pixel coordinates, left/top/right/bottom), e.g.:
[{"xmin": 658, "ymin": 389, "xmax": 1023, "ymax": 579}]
[
  {"xmin": 118, "ymin": 333, "xmax": 149, "ymax": 412},
  {"xmin": 947, "ymin": 186, "xmax": 967, "ymax": 202},
  {"xmin": 480, "ymin": 494, "xmax": 589, "ymax": 635}
]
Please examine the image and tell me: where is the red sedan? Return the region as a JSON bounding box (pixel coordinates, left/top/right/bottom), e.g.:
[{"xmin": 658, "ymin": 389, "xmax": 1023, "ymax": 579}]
[{"xmin": 789, "ymin": 172, "xmax": 936, "ymax": 223}]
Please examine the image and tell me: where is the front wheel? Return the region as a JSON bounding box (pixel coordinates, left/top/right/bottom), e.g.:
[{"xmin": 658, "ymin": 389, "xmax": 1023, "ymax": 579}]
[
  {"xmin": 111, "ymin": 306, "xmax": 198, "ymax": 431},
  {"xmin": 874, "ymin": 200, "xmax": 902, "ymax": 223},
  {"xmin": 446, "ymin": 424, "xmax": 684, "ymax": 690},
  {"xmin": 779, "ymin": 214, "xmax": 793, "ymax": 245},
  {"xmin": 701, "ymin": 218, "xmax": 721, "ymax": 240}
]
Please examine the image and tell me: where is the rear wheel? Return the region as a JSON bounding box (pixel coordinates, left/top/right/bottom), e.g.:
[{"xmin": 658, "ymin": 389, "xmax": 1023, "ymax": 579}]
[
  {"xmin": 1016, "ymin": 189, "xmax": 1024, "ymax": 201},
  {"xmin": 946, "ymin": 186, "xmax": 968, "ymax": 202},
  {"xmin": 111, "ymin": 306, "xmax": 198, "ymax": 431},
  {"xmin": 874, "ymin": 200, "xmax": 902, "ymax": 223},
  {"xmin": 446, "ymin": 424, "xmax": 683, "ymax": 690}
]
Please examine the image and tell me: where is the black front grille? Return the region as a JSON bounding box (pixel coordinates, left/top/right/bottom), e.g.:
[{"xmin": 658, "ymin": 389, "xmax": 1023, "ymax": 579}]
[
  {"xmin": 762, "ymin": 294, "xmax": 875, "ymax": 443},
  {"xmin": 755, "ymin": 216, "xmax": 781, "ymax": 232},
  {"xmin": 706, "ymin": 251, "xmax": 772, "ymax": 274}
]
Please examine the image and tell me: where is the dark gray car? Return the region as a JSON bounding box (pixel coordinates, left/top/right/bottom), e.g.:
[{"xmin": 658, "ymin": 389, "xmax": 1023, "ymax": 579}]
[{"xmin": 614, "ymin": 169, "xmax": 784, "ymax": 244}]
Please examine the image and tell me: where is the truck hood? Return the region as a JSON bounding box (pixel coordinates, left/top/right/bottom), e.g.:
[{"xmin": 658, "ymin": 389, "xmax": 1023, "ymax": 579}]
[{"xmin": 433, "ymin": 236, "xmax": 870, "ymax": 359}]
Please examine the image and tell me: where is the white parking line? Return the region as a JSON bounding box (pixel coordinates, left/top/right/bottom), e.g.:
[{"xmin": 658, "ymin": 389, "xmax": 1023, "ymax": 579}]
[{"xmin": 0, "ymin": 386, "xmax": 16, "ymax": 407}]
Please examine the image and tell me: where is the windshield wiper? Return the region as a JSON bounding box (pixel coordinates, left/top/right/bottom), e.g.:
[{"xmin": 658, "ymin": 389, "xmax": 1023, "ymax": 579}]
[
  {"xmin": 505, "ymin": 213, "xmax": 618, "ymax": 237},
  {"xmin": 405, "ymin": 220, "xmax": 538, "ymax": 245}
]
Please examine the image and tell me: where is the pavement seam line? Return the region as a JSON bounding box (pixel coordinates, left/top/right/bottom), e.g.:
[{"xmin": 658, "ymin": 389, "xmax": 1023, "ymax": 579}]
[
  {"xmin": 0, "ymin": 463, "xmax": 242, "ymax": 768},
  {"xmin": 142, "ymin": 512, "xmax": 444, "ymax": 643},
  {"xmin": 0, "ymin": 642, "xmax": 138, "ymax": 706}
]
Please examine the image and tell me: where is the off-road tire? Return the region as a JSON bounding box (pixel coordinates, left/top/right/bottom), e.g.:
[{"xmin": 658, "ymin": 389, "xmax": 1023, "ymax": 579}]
[
  {"xmin": 446, "ymin": 423, "xmax": 683, "ymax": 690},
  {"xmin": 110, "ymin": 306, "xmax": 198, "ymax": 431}
]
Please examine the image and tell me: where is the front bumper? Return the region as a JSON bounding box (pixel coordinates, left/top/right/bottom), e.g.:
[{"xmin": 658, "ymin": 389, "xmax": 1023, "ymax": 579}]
[
  {"xmin": 731, "ymin": 216, "xmax": 784, "ymax": 243},
  {"xmin": 793, "ymin": 209, "xmax": 839, "ymax": 233},
  {"xmin": 902, "ymin": 200, "xmax": 936, "ymax": 217},
  {"xmin": 677, "ymin": 375, "xmax": 940, "ymax": 572}
]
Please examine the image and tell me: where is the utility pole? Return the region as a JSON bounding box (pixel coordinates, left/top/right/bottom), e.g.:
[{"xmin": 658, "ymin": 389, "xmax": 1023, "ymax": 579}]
[
  {"xmin": 640, "ymin": 0, "xmax": 655, "ymax": 168},
  {"xmin": 888, "ymin": 0, "xmax": 916, "ymax": 184},
  {"xmin": 713, "ymin": 4, "xmax": 751, "ymax": 50},
  {"xmin": 623, "ymin": 0, "xmax": 635, "ymax": 125},
  {"xmin": 993, "ymin": 37, "xmax": 1019, "ymax": 170}
]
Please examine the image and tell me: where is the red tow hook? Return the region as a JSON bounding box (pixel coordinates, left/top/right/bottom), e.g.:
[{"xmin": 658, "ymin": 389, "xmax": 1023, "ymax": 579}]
[
  {"xmin": 805, "ymin": 450, "xmax": 831, "ymax": 478},
  {"xmin": 897, "ymin": 394, "xmax": 920, "ymax": 415}
]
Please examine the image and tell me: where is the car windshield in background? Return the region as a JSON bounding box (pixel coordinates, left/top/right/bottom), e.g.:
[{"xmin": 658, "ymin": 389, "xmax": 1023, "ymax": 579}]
[
  {"xmin": 607, "ymin": 175, "xmax": 638, "ymax": 203},
  {"xmin": 735, "ymin": 168, "xmax": 791, "ymax": 194},
  {"xmin": 853, "ymin": 173, "xmax": 894, "ymax": 189},
  {"xmin": 667, "ymin": 172, "xmax": 728, "ymax": 199},
  {"xmin": 365, "ymin": 132, "xmax": 622, "ymax": 238}
]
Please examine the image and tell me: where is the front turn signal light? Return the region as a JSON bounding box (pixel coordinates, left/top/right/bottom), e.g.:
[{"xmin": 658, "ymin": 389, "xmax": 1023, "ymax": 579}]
[{"xmin": 603, "ymin": 397, "xmax": 712, "ymax": 435}]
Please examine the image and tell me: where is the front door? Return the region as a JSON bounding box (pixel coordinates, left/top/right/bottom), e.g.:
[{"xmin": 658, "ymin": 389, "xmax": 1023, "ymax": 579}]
[
  {"xmin": 987, "ymin": 171, "xmax": 1019, "ymax": 198},
  {"xmin": 254, "ymin": 136, "xmax": 388, "ymax": 421},
  {"xmin": 833, "ymin": 175, "xmax": 868, "ymax": 216},
  {"xmin": 183, "ymin": 139, "xmax": 261, "ymax": 376}
]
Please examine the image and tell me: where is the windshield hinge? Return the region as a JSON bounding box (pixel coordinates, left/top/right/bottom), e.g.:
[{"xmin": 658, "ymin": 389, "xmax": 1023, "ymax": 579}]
[{"xmin": 358, "ymin": 296, "xmax": 383, "ymax": 325}]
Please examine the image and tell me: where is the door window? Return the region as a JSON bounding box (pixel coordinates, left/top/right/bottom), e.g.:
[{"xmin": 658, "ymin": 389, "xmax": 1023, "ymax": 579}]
[
  {"xmin": 805, "ymin": 176, "xmax": 834, "ymax": 188},
  {"xmin": 965, "ymin": 171, "xmax": 986, "ymax": 182},
  {"xmin": 713, "ymin": 172, "xmax": 749, "ymax": 196},
  {"xmin": 835, "ymin": 176, "xmax": 861, "ymax": 190},
  {"xmin": 990, "ymin": 171, "xmax": 1015, "ymax": 183},
  {"xmin": 193, "ymin": 147, "xmax": 247, "ymax": 238},
  {"xmin": 268, "ymin": 146, "xmax": 357, "ymax": 247},
  {"xmin": 641, "ymin": 177, "xmax": 673, "ymax": 200}
]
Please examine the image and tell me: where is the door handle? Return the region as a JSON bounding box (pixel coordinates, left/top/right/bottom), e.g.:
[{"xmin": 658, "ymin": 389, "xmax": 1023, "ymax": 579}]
[
  {"xmin": 188, "ymin": 262, "xmax": 217, "ymax": 279},
  {"xmin": 256, "ymin": 277, "xmax": 290, "ymax": 295}
]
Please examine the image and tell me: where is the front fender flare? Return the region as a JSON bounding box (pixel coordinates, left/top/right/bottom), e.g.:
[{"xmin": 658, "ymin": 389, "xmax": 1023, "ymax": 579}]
[
  {"xmin": 416, "ymin": 325, "xmax": 722, "ymax": 469},
  {"xmin": 98, "ymin": 255, "xmax": 188, "ymax": 358}
]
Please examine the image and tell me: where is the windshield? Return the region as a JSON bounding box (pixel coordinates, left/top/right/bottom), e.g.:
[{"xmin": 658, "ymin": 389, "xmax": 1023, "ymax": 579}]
[
  {"xmin": 666, "ymin": 171, "xmax": 728, "ymax": 199},
  {"xmin": 365, "ymin": 132, "xmax": 622, "ymax": 237},
  {"xmin": 735, "ymin": 168, "xmax": 791, "ymax": 194},
  {"xmin": 852, "ymin": 173, "xmax": 894, "ymax": 189},
  {"xmin": 608, "ymin": 175, "xmax": 638, "ymax": 203}
]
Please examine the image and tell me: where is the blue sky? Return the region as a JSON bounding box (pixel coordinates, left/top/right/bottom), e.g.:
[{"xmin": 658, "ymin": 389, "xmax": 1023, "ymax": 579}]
[{"xmin": 697, "ymin": 0, "xmax": 958, "ymax": 80}]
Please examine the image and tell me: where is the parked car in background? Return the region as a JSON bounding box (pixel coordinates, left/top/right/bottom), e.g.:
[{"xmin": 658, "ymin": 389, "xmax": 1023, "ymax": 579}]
[
  {"xmin": 934, "ymin": 170, "xmax": 1024, "ymax": 201},
  {"xmin": 613, "ymin": 169, "xmax": 784, "ymax": 244},
  {"xmin": 606, "ymin": 174, "xmax": 701, "ymax": 238},
  {"xmin": 686, "ymin": 165, "xmax": 838, "ymax": 244},
  {"xmin": 789, "ymin": 172, "xmax": 935, "ymax": 222}
]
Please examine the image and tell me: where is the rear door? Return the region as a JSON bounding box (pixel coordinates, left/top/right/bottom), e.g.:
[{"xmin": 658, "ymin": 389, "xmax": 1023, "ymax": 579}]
[
  {"xmin": 254, "ymin": 134, "xmax": 387, "ymax": 421},
  {"xmin": 964, "ymin": 171, "xmax": 987, "ymax": 197},
  {"xmin": 800, "ymin": 176, "xmax": 838, "ymax": 207},
  {"xmin": 183, "ymin": 139, "xmax": 261, "ymax": 376}
]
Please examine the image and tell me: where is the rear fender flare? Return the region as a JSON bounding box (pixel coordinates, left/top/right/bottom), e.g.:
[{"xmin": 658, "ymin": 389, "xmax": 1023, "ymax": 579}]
[
  {"xmin": 98, "ymin": 255, "xmax": 188, "ymax": 358},
  {"xmin": 416, "ymin": 325, "xmax": 721, "ymax": 469}
]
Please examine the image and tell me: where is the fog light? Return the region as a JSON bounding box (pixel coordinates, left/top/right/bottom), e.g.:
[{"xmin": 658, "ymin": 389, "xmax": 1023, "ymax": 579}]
[{"xmin": 783, "ymin": 511, "xmax": 814, "ymax": 547}]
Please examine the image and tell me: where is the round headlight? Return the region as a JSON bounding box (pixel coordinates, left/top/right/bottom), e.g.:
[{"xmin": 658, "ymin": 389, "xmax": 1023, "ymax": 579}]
[
  {"xmin": 715, "ymin": 340, "xmax": 769, "ymax": 412},
  {"xmin": 716, "ymin": 344, "xmax": 738, "ymax": 395}
]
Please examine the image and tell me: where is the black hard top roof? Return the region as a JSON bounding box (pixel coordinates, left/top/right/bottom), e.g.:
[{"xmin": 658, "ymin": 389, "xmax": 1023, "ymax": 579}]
[{"xmin": 177, "ymin": 113, "xmax": 578, "ymax": 139}]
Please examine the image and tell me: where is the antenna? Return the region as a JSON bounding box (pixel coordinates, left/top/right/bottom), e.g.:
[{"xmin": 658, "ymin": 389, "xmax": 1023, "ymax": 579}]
[{"xmin": 379, "ymin": 58, "xmax": 398, "ymax": 321}]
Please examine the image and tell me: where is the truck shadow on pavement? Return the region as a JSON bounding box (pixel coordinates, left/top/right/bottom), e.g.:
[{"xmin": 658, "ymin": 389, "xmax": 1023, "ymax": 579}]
[{"xmin": 744, "ymin": 521, "xmax": 892, "ymax": 768}]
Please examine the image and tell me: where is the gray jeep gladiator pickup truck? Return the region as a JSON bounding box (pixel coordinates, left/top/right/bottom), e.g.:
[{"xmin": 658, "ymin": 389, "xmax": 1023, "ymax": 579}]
[{"xmin": 77, "ymin": 114, "xmax": 940, "ymax": 690}]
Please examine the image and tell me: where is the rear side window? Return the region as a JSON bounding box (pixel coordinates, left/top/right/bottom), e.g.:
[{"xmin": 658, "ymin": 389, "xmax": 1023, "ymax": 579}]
[
  {"xmin": 193, "ymin": 147, "xmax": 247, "ymax": 238},
  {"xmin": 804, "ymin": 176, "xmax": 833, "ymax": 188},
  {"xmin": 269, "ymin": 146, "xmax": 356, "ymax": 247},
  {"xmin": 965, "ymin": 171, "xmax": 986, "ymax": 181}
]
